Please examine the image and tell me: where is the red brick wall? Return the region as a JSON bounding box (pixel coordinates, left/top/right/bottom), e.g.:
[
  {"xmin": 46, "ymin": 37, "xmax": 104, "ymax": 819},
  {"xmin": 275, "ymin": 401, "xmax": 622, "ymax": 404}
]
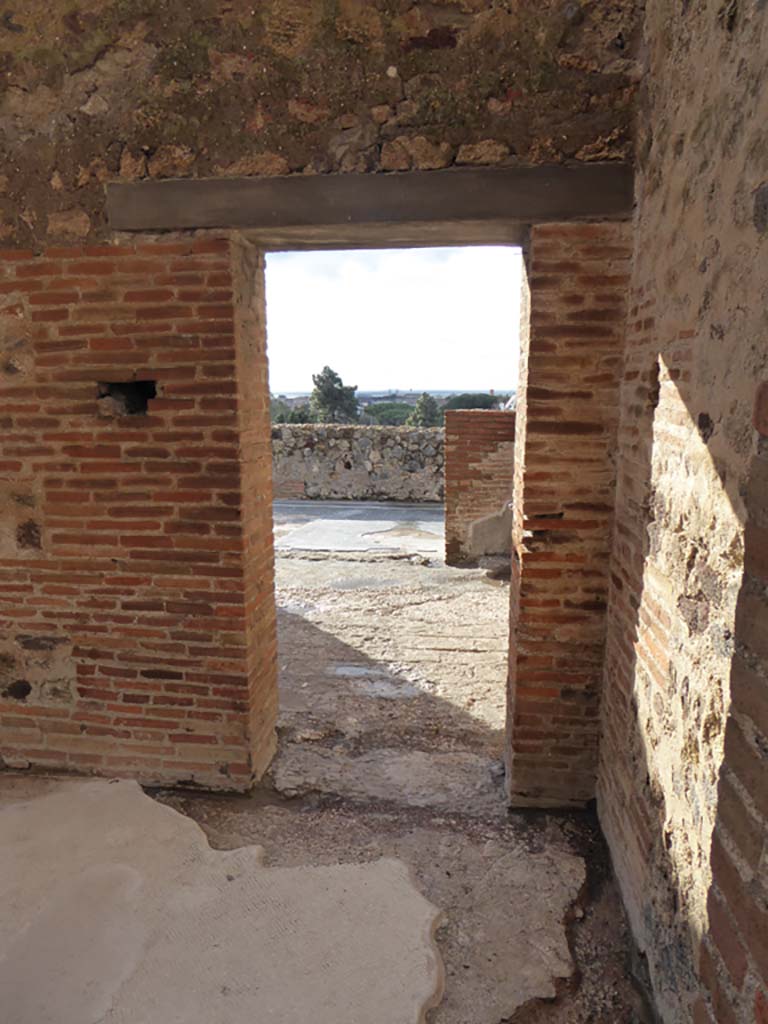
[
  {"xmin": 444, "ymin": 410, "xmax": 516, "ymax": 564},
  {"xmin": 594, "ymin": 4, "xmax": 768, "ymax": 1018},
  {"xmin": 231, "ymin": 237, "xmax": 278, "ymax": 778},
  {"xmin": 506, "ymin": 221, "xmax": 632, "ymax": 808},
  {"xmin": 704, "ymin": 409, "xmax": 768, "ymax": 1021},
  {"xmin": 0, "ymin": 237, "xmax": 276, "ymax": 789},
  {"xmin": 272, "ymin": 477, "xmax": 305, "ymax": 500},
  {"xmin": 598, "ymin": 295, "xmax": 768, "ymax": 1024}
]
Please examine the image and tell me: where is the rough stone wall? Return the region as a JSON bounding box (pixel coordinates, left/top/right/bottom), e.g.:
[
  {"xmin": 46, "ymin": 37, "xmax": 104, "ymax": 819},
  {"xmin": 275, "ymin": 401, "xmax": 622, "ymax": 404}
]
[
  {"xmin": 0, "ymin": 0, "xmax": 641, "ymax": 248},
  {"xmin": 271, "ymin": 424, "xmax": 443, "ymax": 502},
  {"xmin": 597, "ymin": 4, "xmax": 768, "ymax": 1022},
  {"xmin": 444, "ymin": 410, "xmax": 515, "ymax": 564},
  {"xmin": 0, "ymin": 236, "xmax": 276, "ymax": 789},
  {"xmin": 507, "ymin": 221, "xmax": 631, "ymax": 808}
]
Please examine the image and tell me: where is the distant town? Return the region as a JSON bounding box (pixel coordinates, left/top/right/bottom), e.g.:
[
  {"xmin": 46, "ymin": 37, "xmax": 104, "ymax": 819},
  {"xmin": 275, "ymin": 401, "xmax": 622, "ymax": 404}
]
[
  {"xmin": 276, "ymin": 390, "xmax": 515, "ymax": 406},
  {"xmin": 272, "ymin": 372, "xmax": 516, "ymax": 427}
]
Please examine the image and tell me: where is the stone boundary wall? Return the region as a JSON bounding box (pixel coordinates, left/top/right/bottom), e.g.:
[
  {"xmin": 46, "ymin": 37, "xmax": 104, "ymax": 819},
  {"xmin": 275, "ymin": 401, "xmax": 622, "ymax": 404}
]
[
  {"xmin": 271, "ymin": 425, "xmax": 444, "ymax": 502},
  {"xmin": 444, "ymin": 410, "xmax": 516, "ymax": 564}
]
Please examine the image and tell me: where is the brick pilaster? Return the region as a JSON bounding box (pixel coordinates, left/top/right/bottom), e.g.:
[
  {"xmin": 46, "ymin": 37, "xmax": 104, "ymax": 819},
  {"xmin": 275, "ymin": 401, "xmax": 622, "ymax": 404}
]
[
  {"xmin": 0, "ymin": 237, "xmax": 277, "ymax": 789},
  {"xmin": 506, "ymin": 221, "xmax": 632, "ymax": 807}
]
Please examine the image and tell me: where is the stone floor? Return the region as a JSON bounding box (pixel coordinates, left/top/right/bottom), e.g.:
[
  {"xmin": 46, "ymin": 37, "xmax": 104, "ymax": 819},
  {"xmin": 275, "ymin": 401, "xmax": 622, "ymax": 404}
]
[
  {"xmin": 164, "ymin": 502, "xmax": 651, "ymax": 1023},
  {"xmin": 0, "ymin": 777, "xmax": 443, "ymax": 1024},
  {"xmin": 273, "ymin": 498, "xmax": 445, "ymax": 556},
  {"xmin": 1, "ymin": 502, "xmax": 654, "ymax": 1024}
]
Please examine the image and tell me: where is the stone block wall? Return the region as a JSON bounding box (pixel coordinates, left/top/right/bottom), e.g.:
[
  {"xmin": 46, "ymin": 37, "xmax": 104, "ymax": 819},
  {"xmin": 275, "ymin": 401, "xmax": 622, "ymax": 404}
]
[
  {"xmin": 0, "ymin": 236, "xmax": 277, "ymax": 789},
  {"xmin": 271, "ymin": 424, "xmax": 444, "ymax": 502},
  {"xmin": 597, "ymin": 4, "xmax": 768, "ymax": 1022},
  {"xmin": 0, "ymin": 3, "xmax": 641, "ymax": 251},
  {"xmin": 506, "ymin": 221, "xmax": 632, "ymax": 808},
  {"xmin": 444, "ymin": 410, "xmax": 516, "ymax": 564}
]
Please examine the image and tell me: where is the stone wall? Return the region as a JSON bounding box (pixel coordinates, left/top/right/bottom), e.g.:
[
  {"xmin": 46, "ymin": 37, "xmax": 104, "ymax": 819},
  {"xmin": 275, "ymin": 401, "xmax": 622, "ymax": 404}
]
[
  {"xmin": 506, "ymin": 221, "xmax": 631, "ymax": 808},
  {"xmin": 0, "ymin": 236, "xmax": 277, "ymax": 790},
  {"xmin": 0, "ymin": 1, "xmax": 641, "ymax": 249},
  {"xmin": 272, "ymin": 424, "xmax": 443, "ymax": 502},
  {"xmin": 444, "ymin": 410, "xmax": 515, "ymax": 564},
  {"xmin": 597, "ymin": 4, "xmax": 768, "ymax": 1023}
]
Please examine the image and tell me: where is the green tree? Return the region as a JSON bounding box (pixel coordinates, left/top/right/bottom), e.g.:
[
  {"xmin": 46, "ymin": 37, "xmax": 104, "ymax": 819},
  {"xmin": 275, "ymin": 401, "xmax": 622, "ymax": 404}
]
[
  {"xmin": 442, "ymin": 392, "xmax": 507, "ymax": 412},
  {"xmin": 310, "ymin": 366, "xmax": 359, "ymax": 423},
  {"xmin": 366, "ymin": 402, "xmax": 412, "ymax": 426},
  {"xmin": 407, "ymin": 392, "xmax": 442, "ymax": 427},
  {"xmin": 271, "ymin": 396, "xmax": 315, "ymax": 424},
  {"xmin": 284, "ymin": 403, "xmax": 314, "ymax": 424},
  {"xmin": 270, "ymin": 395, "xmax": 290, "ymax": 423}
]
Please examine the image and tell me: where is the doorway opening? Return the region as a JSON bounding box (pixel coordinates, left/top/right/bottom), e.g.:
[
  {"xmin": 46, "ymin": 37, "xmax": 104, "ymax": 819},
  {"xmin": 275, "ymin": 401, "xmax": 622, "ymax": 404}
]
[{"xmin": 263, "ymin": 245, "xmax": 522, "ymax": 812}]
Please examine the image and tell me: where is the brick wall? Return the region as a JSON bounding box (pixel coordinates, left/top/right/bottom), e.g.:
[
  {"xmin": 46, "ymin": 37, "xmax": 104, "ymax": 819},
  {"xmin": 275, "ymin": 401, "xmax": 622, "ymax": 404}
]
[
  {"xmin": 272, "ymin": 477, "xmax": 305, "ymax": 500},
  {"xmin": 703, "ymin": 467, "xmax": 768, "ymax": 1021},
  {"xmin": 703, "ymin": 433, "xmax": 768, "ymax": 1021},
  {"xmin": 231, "ymin": 237, "xmax": 278, "ymax": 779},
  {"xmin": 444, "ymin": 410, "xmax": 515, "ymax": 564},
  {"xmin": 595, "ymin": 4, "xmax": 768, "ymax": 1021},
  {"xmin": 0, "ymin": 236, "xmax": 276, "ymax": 789},
  {"xmin": 506, "ymin": 221, "xmax": 632, "ymax": 808},
  {"xmin": 598, "ymin": 277, "xmax": 768, "ymax": 1024}
]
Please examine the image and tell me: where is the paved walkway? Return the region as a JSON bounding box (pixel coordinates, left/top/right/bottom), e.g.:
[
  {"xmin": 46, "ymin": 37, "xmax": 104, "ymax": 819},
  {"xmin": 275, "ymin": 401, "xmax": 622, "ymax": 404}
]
[{"xmin": 273, "ymin": 500, "xmax": 444, "ymax": 556}]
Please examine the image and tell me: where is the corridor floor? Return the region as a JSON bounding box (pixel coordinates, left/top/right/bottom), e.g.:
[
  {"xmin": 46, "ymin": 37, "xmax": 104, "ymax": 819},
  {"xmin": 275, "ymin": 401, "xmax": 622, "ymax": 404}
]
[
  {"xmin": 0, "ymin": 502, "xmax": 651, "ymax": 1024},
  {"xmin": 164, "ymin": 502, "xmax": 651, "ymax": 1024}
]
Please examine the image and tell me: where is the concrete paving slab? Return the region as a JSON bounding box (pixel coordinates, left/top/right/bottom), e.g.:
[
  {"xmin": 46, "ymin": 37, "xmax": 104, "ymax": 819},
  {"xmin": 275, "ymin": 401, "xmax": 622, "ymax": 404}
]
[
  {"xmin": 274, "ymin": 499, "xmax": 444, "ymax": 555},
  {"xmin": 159, "ymin": 794, "xmax": 598, "ymax": 1024},
  {"xmin": 273, "ymin": 746, "xmax": 507, "ymax": 816},
  {"xmin": 0, "ymin": 777, "xmax": 444, "ymax": 1024}
]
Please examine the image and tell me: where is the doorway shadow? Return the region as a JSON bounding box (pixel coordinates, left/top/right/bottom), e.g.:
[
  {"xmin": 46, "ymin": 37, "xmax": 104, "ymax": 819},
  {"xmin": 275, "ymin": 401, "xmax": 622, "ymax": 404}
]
[{"xmin": 272, "ymin": 597, "xmax": 509, "ymax": 815}]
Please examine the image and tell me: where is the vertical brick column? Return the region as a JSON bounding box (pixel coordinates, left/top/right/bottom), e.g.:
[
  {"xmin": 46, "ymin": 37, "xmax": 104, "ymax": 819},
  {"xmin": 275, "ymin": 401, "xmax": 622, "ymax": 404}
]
[
  {"xmin": 0, "ymin": 236, "xmax": 277, "ymax": 789},
  {"xmin": 231, "ymin": 237, "xmax": 277, "ymax": 777},
  {"xmin": 444, "ymin": 410, "xmax": 516, "ymax": 564},
  {"xmin": 506, "ymin": 222, "xmax": 632, "ymax": 807}
]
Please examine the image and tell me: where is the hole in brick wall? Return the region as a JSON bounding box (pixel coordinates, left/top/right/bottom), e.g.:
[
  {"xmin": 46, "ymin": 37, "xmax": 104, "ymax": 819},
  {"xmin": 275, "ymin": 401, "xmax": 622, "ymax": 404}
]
[
  {"xmin": 16, "ymin": 520, "xmax": 41, "ymax": 550},
  {"xmin": 3, "ymin": 680, "xmax": 31, "ymax": 701},
  {"xmin": 98, "ymin": 380, "xmax": 157, "ymax": 416}
]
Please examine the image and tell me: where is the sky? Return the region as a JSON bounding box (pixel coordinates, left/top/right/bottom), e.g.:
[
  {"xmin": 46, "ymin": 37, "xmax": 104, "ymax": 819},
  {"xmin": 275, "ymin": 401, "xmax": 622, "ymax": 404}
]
[{"xmin": 265, "ymin": 246, "xmax": 522, "ymax": 395}]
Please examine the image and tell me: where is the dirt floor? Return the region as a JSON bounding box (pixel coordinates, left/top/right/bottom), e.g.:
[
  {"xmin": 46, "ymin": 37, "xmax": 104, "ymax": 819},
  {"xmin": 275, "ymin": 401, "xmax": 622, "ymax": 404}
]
[{"xmin": 157, "ymin": 525, "xmax": 656, "ymax": 1024}]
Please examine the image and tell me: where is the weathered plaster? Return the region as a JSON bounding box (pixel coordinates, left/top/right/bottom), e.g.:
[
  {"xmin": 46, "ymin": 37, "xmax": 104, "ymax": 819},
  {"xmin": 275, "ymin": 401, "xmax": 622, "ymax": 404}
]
[{"xmin": 0, "ymin": 0, "xmax": 641, "ymax": 247}]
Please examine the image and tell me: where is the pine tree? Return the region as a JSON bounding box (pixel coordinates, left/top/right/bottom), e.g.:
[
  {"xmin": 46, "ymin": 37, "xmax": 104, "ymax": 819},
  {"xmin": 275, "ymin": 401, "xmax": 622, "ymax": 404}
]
[
  {"xmin": 407, "ymin": 392, "xmax": 442, "ymax": 427},
  {"xmin": 309, "ymin": 366, "xmax": 359, "ymax": 423}
]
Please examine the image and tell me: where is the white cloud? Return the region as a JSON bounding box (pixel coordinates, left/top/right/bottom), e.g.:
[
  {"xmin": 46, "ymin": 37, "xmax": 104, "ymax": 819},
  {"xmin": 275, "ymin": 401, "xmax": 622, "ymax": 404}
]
[{"xmin": 265, "ymin": 246, "xmax": 522, "ymax": 394}]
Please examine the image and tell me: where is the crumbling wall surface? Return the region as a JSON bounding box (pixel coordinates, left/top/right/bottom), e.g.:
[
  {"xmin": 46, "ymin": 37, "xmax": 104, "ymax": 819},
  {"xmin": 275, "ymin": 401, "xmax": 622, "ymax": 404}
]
[
  {"xmin": 0, "ymin": 237, "xmax": 276, "ymax": 789},
  {"xmin": 0, "ymin": 0, "xmax": 643, "ymax": 248},
  {"xmin": 272, "ymin": 424, "xmax": 443, "ymax": 502},
  {"xmin": 597, "ymin": 3, "xmax": 768, "ymax": 1022},
  {"xmin": 444, "ymin": 410, "xmax": 515, "ymax": 564}
]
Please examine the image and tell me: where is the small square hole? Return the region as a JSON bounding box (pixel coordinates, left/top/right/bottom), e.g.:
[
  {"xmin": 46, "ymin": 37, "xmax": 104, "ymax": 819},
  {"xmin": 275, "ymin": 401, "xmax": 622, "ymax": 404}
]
[{"xmin": 97, "ymin": 380, "xmax": 157, "ymax": 416}]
